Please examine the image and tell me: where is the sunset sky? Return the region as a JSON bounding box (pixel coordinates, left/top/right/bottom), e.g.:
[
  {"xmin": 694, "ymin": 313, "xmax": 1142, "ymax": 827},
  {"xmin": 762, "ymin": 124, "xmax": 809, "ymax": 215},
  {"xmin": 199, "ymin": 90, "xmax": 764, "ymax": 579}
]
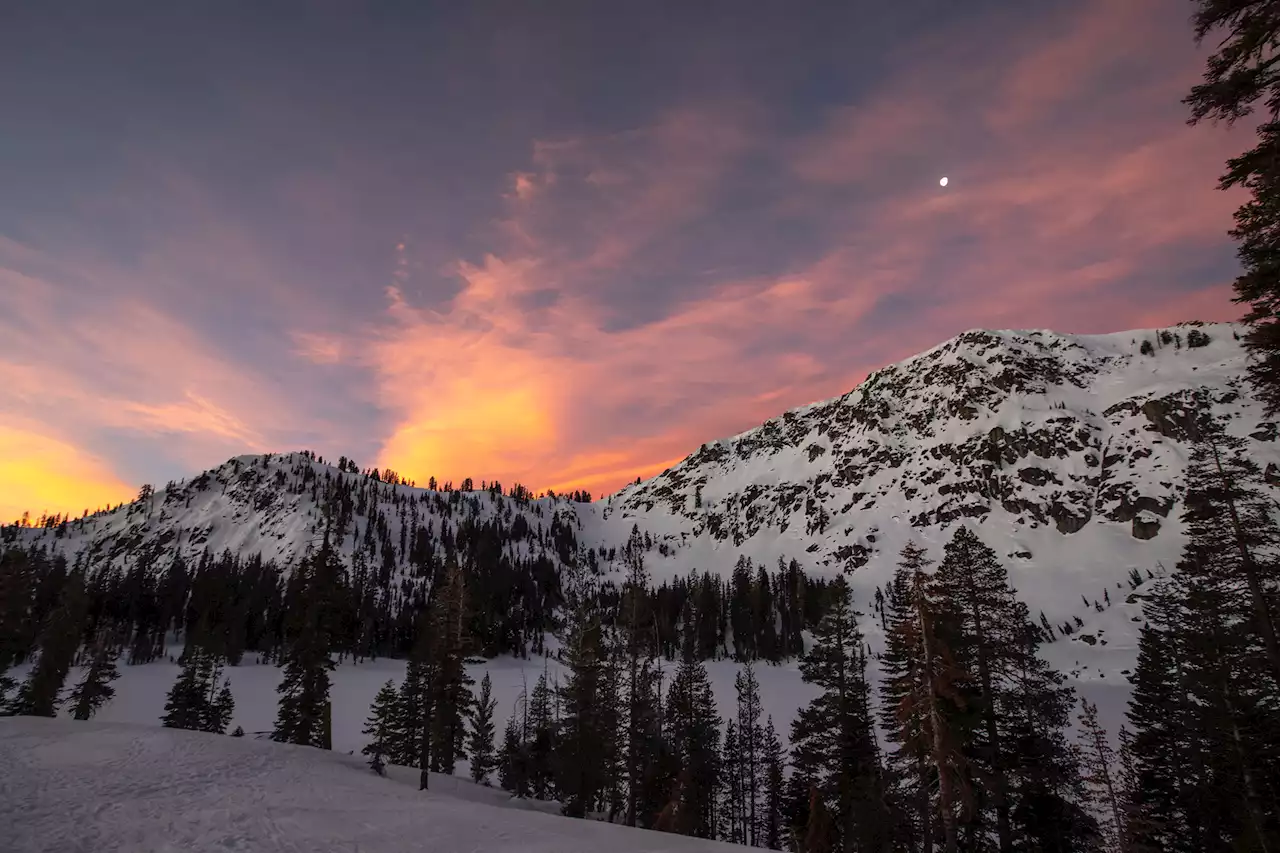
[{"xmin": 0, "ymin": 0, "xmax": 1253, "ymax": 522}]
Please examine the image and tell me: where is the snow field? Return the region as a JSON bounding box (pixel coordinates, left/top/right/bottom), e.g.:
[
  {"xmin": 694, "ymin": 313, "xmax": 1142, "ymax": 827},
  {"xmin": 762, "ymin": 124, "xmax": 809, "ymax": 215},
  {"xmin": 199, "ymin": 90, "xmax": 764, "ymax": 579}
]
[{"xmin": 0, "ymin": 717, "xmax": 755, "ymax": 853}]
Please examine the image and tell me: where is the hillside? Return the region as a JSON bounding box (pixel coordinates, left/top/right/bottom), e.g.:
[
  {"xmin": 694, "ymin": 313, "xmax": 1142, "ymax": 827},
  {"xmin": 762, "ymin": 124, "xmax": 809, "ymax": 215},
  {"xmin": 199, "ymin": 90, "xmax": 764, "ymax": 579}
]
[
  {"xmin": 0, "ymin": 717, "xmax": 751, "ymax": 853},
  {"xmin": 6, "ymin": 321, "xmax": 1275, "ymax": 686}
]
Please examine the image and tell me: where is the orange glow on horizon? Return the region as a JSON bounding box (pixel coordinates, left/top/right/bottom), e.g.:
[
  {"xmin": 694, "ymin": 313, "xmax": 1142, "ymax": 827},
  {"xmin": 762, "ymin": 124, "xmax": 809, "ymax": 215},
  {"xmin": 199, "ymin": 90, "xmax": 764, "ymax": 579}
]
[{"xmin": 0, "ymin": 425, "xmax": 135, "ymax": 524}]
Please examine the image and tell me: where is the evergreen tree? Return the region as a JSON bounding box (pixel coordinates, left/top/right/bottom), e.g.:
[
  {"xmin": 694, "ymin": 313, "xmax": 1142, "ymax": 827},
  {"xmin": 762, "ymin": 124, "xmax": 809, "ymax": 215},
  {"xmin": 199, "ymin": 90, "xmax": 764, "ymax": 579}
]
[
  {"xmin": 789, "ymin": 576, "xmax": 893, "ymax": 853},
  {"xmin": 763, "ymin": 716, "xmax": 785, "ymax": 851},
  {"xmin": 161, "ymin": 646, "xmax": 234, "ymax": 733},
  {"xmin": 735, "ymin": 661, "xmax": 765, "ymax": 846},
  {"xmin": 1180, "ymin": 418, "xmax": 1280, "ymax": 688},
  {"xmin": 9, "ymin": 573, "xmax": 88, "ymax": 717},
  {"xmin": 428, "ymin": 560, "xmax": 473, "ymax": 774},
  {"xmin": 555, "ymin": 611, "xmax": 608, "ymax": 817},
  {"xmin": 499, "ymin": 687, "xmax": 530, "ymax": 797},
  {"xmin": 362, "ymin": 679, "xmax": 400, "ymax": 773},
  {"xmin": 664, "ymin": 604, "xmax": 721, "ymax": 838},
  {"xmin": 527, "ymin": 669, "xmax": 556, "ymax": 800},
  {"xmin": 1126, "ymin": 563, "xmax": 1280, "ymax": 851},
  {"xmin": 932, "ymin": 527, "xmax": 1095, "ymax": 852},
  {"xmin": 0, "ymin": 547, "xmax": 37, "ymax": 706},
  {"xmin": 880, "ymin": 541, "xmax": 962, "ymax": 853},
  {"xmin": 208, "ymin": 678, "xmax": 235, "ymax": 735},
  {"xmin": 68, "ymin": 633, "xmax": 121, "ymax": 720},
  {"xmin": 272, "ymin": 538, "xmax": 340, "ymax": 748},
  {"xmin": 398, "ymin": 656, "xmax": 429, "ymax": 772},
  {"xmin": 619, "ymin": 528, "xmax": 666, "ymax": 827},
  {"xmin": 720, "ymin": 719, "xmax": 745, "ymax": 844},
  {"xmin": 1185, "ymin": 0, "xmax": 1280, "ymax": 413},
  {"xmin": 1075, "ymin": 699, "xmax": 1125, "ymax": 853},
  {"xmin": 467, "ymin": 672, "xmax": 498, "ymax": 785}
]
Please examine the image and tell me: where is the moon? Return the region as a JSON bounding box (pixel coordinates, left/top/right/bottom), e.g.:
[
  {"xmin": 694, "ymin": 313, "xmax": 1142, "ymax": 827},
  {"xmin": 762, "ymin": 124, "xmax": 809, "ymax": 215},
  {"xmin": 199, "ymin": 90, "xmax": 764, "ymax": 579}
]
[{"xmin": 939, "ymin": 176, "xmax": 949, "ymax": 187}]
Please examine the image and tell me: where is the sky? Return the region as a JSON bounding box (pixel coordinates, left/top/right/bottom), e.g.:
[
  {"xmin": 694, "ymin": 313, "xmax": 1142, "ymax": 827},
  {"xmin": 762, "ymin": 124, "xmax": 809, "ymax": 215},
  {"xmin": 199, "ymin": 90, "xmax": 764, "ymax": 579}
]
[{"xmin": 0, "ymin": 0, "xmax": 1255, "ymax": 522}]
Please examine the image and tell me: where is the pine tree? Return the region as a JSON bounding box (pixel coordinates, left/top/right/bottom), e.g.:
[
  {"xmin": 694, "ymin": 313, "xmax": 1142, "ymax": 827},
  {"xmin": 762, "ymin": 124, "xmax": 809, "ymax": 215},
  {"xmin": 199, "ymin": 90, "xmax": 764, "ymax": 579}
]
[
  {"xmin": 428, "ymin": 560, "xmax": 473, "ymax": 774},
  {"xmin": 789, "ymin": 576, "xmax": 892, "ymax": 853},
  {"xmin": 1075, "ymin": 698, "xmax": 1124, "ymax": 853},
  {"xmin": 932, "ymin": 527, "xmax": 1095, "ymax": 851},
  {"xmin": 362, "ymin": 679, "xmax": 400, "ymax": 774},
  {"xmin": 161, "ymin": 646, "xmax": 234, "ymax": 733},
  {"xmin": 720, "ymin": 719, "xmax": 745, "ymax": 844},
  {"xmin": 499, "ymin": 688, "xmax": 530, "ymax": 797},
  {"xmin": 467, "ymin": 672, "xmax": 498, "ymax": 785},
  {"xmin": 9, "ymin": 573, "xmax": 88, "ymax": 717},
  {"xmin": 763, "ymin": 716, "xmax": 785, "ymax": 851},
  {"xmin": 597, "ymin": 634, "xmax": 626, "ymax": 822},
  {"xmin": 1127, "ymin": 560, "xmax": 1280, "ymax": 852},
  {"xmin": 555, "ymin": 611, "xmax": 608, "ymax": 817},
  {"xmin": 206, "ymin": 678, "xmax": 235, "ymax": 735},
  {"xmin": 67, "ymin": 633, "xmax": 121, "ymax": 721},
  {"xmin": 1180, "ymin": 416, "xmax": 1280, "ymax": 688},
  {"xmin": 398, "ymin": 656, "xmax": 429, "ymax": 772},
  {"xmin": 932, "ymin": 528, "xmax": 1016, "ymax": 851},
  {"xmin": 1185, "ymin": 0, "xmax": 1280, "ymax": 414},
  {"xmin": 735, "ymin": 661, "xmax": 765, "ymax": 846},
  {"xmin": 619, "ymin": 528, "xmax": 666, "ymax": 827},
  {"xmin": 272, "ymin": 539, "xmax": 340, "ymax": 748},
  {"xmin": 527, "ymin": 669, "xmax": 556, "ymax": 800},
  {"xmin": 880, "ymin": 541, "xmax": 963, "ymax": 853},
  {"xmin": 0, "ymin": 547, "xmax": 37, "ymax": 707},
  {"xmin": 664, "ymin": 604, "xmax": 721, "ymax": 838}
]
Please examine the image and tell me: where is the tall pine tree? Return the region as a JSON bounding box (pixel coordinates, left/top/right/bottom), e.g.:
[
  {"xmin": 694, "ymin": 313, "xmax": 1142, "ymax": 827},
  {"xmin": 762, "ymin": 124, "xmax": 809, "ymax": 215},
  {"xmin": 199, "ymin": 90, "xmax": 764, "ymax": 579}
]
[
  {"xmin": 1186, "ymin": 0, "xmax": 1280, "ymax": 413},
  {"xmin": 272, "ymin": 537, "xmax": 341, "ymax": 748},
  {"xmin": 8, "ymin": 573, "xmax": 88, "ymax": 717},
  {"xmin": 467, "ymin": 672, "xmax": 498, "ymax": 785},
  {"xmin": 789, "ymin": 576, "xmax": 893, "ymax": 853},
  {"xmin": 663, "ymin": 603, "xmax": 721, "ymax": 838},
  {"xmin": 68, "ymin": 631, "xmax": 121, "ymax": 721}
]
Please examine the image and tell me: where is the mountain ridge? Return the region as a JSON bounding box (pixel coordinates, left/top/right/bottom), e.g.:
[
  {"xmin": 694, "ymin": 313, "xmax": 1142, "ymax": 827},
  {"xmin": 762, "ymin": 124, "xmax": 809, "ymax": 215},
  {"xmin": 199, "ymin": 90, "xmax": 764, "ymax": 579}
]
[{"xmin": 6, "ymin": 320, "xmax": 1275, "ymax": 682}]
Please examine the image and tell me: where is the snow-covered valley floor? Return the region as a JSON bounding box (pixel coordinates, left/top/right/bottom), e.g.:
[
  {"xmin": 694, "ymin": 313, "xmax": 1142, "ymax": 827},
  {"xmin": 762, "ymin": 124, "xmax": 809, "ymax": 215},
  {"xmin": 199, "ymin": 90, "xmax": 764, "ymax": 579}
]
[
  {"xmin": 0, "ymin": 717, "xmax": 763, "ymax": 853},
  {"xmin": 8, "ymin": 636, "xmax": 1134, "ymax": 770}
]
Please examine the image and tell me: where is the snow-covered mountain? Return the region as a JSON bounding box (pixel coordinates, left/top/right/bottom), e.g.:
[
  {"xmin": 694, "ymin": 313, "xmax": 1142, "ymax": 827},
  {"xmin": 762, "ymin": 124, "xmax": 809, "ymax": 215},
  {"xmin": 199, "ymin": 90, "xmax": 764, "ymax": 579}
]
[{"xmin": 9, "ymin": 322, "xmax": 1276, "ymax": 687}]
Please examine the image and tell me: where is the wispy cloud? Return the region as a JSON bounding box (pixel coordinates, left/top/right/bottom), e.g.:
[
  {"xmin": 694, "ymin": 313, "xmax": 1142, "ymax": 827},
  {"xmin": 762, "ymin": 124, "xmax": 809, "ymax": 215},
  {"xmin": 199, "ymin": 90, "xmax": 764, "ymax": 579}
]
[{"xmin": 0, "ymin": 0, "xmax": 1250, "ymax": 512}]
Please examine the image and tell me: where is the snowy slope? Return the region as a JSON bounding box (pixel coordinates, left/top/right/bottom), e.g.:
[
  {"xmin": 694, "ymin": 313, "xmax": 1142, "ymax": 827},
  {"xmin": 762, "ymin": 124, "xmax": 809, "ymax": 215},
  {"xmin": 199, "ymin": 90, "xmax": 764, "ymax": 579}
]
[
  {"xmin": 0, "ymin": 717, "xmax": 753, "ymax": 853},
  {"xmin": 7, "ymin": 321, "xmax": 1274, "ymax": 731},
  {"xmin": 596, "ymin": 322, "xmax": 1280, "ymax": 685}
]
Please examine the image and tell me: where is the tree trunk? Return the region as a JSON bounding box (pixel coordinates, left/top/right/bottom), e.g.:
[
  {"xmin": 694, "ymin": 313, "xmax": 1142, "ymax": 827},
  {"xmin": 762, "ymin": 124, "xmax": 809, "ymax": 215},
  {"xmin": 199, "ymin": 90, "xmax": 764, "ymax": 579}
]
[
  {"xmin": 915, "ymin": 572, "xmax": 958, "ymax": 853},
  {"xmin": 963, "ymin": 576, "xmax": 1011, "ymax": 853}
]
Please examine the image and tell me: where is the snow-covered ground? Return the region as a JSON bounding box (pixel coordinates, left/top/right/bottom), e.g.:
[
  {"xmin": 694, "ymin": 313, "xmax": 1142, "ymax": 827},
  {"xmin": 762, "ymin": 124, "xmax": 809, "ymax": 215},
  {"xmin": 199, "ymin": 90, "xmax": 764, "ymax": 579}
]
[
  {"xmin": 10, "ymin": 650, "xmax": 819, "ymax": 761},
  {"xmin": 10, "ymin": 638, "xmax": 1131, "ymax": 768},
  {"xmin": 0, "ymin": 717, "xmax": 754, "ymax": 853}
]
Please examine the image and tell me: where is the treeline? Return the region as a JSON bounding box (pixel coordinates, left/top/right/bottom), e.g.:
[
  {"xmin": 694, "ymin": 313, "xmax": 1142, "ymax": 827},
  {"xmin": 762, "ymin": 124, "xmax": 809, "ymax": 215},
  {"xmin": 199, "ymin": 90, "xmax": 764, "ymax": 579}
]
[{"xmin": 348, "ymin": 414, "xmax": 1280, "ymax": 852}]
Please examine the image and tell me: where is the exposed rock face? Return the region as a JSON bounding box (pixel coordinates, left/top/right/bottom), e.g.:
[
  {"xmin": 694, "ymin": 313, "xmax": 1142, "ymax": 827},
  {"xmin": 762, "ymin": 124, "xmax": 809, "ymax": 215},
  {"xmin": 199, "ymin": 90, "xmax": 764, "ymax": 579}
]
[
  {"xmin": 11, "ymin": 322, "xmax": 1280, "ymax": 676},
  {"xmin": 607, "ymin": 322, "xmax": 1279, "ymax": 570}
]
